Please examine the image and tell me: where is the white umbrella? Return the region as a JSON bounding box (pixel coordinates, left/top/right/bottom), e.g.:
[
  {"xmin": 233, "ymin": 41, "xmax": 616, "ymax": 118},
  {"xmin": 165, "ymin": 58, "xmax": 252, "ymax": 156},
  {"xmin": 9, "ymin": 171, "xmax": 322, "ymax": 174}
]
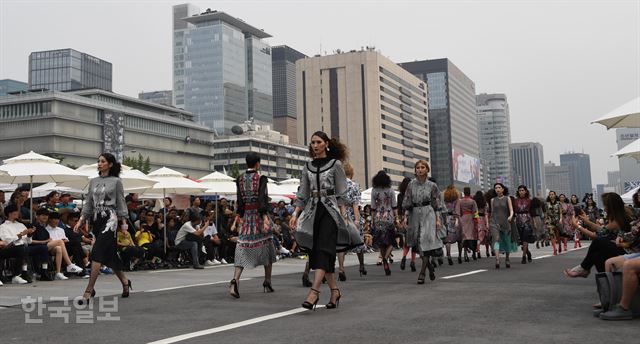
[
  {"xmin": 621, "ymin": 186, "xmax": 639, "ymax": 204},
  {"xmin": 592, "ymin": 97, "xmax": 640, "ymax": 129},
  {"xmin": 612, "ymin": 137, "xmax": 640, "ymax": 161},
  {"xmin": 62, "ymin": 163, "xmax": 158, "ymax": 192},
  {"xmin": 199, "ymin": 171, "xmax": 234, "ymax": 183},
  {"xmin": 0, "ymin": 151, "xmax": 88, "ymax": 221},
  {"xmin": 147, "ymin": 167, "xmax": 209, "ymax": 253},
  {"xmin": 30, "ymin": 182, "xmax": 85, "ymax": 198}
]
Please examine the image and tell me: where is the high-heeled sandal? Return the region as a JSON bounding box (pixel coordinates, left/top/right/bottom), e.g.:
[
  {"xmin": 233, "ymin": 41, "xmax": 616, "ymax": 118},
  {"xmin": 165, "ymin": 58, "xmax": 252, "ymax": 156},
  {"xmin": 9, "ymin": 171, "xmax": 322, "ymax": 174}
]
[
  {"xmin": 78, "ymin": 289, "xmax": 96, "ymax": 305},
  {"xmin": 448, "ymin": 257, "xmax": 454, "ymax": 265},
  {"xmin": 338, "ymin": 270, "xmax": 347, "ymax": 282},
  {"xmin": 495, "ymin": 260, "xmax": 500, "ymax": 269},
  {"xmin": 326, "ymin": 288, "xmax": 341, "ymax": 309},
  {"xmin": 263, "ymin": 280, "xmax": 274, "ymax": 293},
  {"xmin": 302, "ymin": 288, "xmax": 320, "ymax": 310},
  {"xmin": 410, "ymin": 261, "xmax": 417, "ymax": 272},
  {"xmin": 359, "ymin": 265, "xmax": 367, "ymax": 276},
  {"xmin": 383, "ymin": 259, "xmax": 391, "ymax": 276},
  {"xmin": 302, "ymin": 273, "xmax": 312, "ymax": 287},
  {"xmin": 505, "ymin": 259, "xmax": 511, "ymax": 269},
  {"xmin": 122, "ymin": 280, "xmax": 133, "ymax": 298},
  {"xmin": 229, "ymin": 279, "xmax": 240, "ymax": 299},
  {"xmin": 417, "ymin": 272, "xmax": 426, "ymax": 284},
  {"xmin": 400, "ymin": 257, "xmax": 406, "ymax": 270}
]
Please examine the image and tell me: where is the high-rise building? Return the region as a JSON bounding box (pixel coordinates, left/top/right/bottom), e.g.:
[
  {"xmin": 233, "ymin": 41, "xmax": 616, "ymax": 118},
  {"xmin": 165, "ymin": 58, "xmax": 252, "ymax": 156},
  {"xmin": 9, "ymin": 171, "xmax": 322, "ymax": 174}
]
[
  {"xmin": 400, "ymin": 59, "xmax": 479, "ymax": 190},
  {"xmin": 29, "ymin": 49, "xmax": 112, "ymax": 91},
  {"xmin": 172, "ymin": 5, "xmax": 273, "ymax": 133},
  {"xmin": 477, "ymin": 93, "xmax": 512, "ymax": 186},
  {"xmin": 511, "ymin": 142, "xmax": 545, "ymax": 197},
  {"xmin": 560, "ymin": 153, "xmax": 593, "ymax": 198},
  {"xmin": 297, "ymin": 50, "xmax": 430, "ymax": 187},
  {"xmin": 615, "ymin": 128, "xmax": 640, "ymax": 192},
  {"xmin": 0, "ymin": 79, "xmax": 28, "ymax": 96},
  {"xmin": 271, "ymin": 45, "xmax": 307, "ymax": 144},
  {"xmin": 544, "ymin": 162, "xmax": 571, "ymax": 197},
  {"xmin": 607, "ymin": 170, "xmax": 622, "ymax": 194},
  {"xmin": 139, "ymin": 90, "xmax": 173, "ymax": 107}
]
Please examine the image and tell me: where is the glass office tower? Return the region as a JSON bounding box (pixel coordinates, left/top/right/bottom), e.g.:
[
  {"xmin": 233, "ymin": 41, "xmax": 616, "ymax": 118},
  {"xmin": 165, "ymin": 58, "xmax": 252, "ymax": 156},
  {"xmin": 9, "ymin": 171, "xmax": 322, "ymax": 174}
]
[{"xmin": 29, "ymin": 49, "xmax": 112, "ymax": 91}]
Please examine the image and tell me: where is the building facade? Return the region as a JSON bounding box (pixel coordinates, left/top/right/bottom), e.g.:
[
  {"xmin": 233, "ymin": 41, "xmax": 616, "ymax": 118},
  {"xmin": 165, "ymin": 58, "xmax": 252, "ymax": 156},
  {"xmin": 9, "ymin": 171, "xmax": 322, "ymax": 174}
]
[
  {"xmin": 29, "ymin": 49, "xmax": 112, "ymax": 91},
  {"xmin": 172, "ymin": 5, "xmax": 273, "ymax": 133},
  {"xmin": 560, "ymin": 153, "xmax": 593, "ymax": 198},
  {"xmin": 616, "ymin": 128, "xmax": 640, "ymax": 192},
  {"xmin": 511, "ymin": 142, "xmax": 545, "ymax": 197},
  {"xmin": 139, "ymin": 90, "xmax": 173, "ymax": 107},
  {"xmin": 0, "ymin": 79, "xmax": 28, "ymax": 96},
  {"xmin": 477, "ymin": 93, "xmax": 512, "ymax": 187},
  {"xmin": 211, "ymin": 123, "xmax": 309, "ymax": 180},
  {"xmin": 297, "ymin": 50, "xmax": 430, "ymax": 187},
  {"xmin": 271, "ymin": 45, "xmax": 307, "ymax": 144},
  {"xmin": 400, "ymin": 59, "xmax": 479, "ymax": 190},
  {"xmin": 0, "ymin": 89, "xmax": 214, "ymax": 177},
  {"xmin": 544, "ymin": 162, "xmax": 571, "ymax": 197}
]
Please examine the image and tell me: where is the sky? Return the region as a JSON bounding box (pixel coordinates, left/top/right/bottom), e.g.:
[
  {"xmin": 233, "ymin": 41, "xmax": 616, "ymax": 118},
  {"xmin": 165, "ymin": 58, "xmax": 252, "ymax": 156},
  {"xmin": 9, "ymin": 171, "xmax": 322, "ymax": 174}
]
[{"xmin": 1, "ymin": 0, "xmax": 639, "ymax": 186}]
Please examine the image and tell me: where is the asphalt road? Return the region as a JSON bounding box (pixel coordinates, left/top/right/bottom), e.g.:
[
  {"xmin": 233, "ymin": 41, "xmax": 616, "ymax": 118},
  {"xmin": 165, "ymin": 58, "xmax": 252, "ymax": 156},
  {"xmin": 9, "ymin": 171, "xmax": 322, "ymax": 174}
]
[{"xmin": 1, "ymin": 244, "xmax": 638, "ymax": 344}]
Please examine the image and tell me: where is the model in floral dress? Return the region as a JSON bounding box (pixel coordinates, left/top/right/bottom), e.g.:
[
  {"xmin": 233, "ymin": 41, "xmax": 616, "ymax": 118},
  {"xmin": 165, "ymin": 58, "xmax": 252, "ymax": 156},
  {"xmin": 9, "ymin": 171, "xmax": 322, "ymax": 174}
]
[
  {"xmin": 544, "ymin": 191, "xmax": 563, "ymax": 256},
  {"xmin": 559, "ymin": 194, "xmax": 574, "ymax": 253},
  {"xmin": 443, "ymin": 185, "xmax": 462, "ymax": 265},
  {"xmin": 337, "ymin": 162, "xmax": 367, "ymax": 280},
  {"xmin": 474, "ymin": 191, "xmax": 491, "ymax": 258},
  {"xmin": 514, "ymin": 186, "xmax": 536, "ymax": 264},
  {"xmin": 455, "ymin": 187, "xmax": 478, "ymax": 262},
  {"xmin": 371, "ymin": 170, "xmax": 397, "ymax": 276}
]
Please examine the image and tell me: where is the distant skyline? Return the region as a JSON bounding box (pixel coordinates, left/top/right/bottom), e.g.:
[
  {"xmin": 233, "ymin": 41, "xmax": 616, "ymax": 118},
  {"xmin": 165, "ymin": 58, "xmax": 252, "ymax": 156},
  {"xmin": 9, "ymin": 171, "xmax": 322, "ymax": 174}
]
[{"xmin": 1, "ymin": 0, "xmax": 638, "ymax": 186}]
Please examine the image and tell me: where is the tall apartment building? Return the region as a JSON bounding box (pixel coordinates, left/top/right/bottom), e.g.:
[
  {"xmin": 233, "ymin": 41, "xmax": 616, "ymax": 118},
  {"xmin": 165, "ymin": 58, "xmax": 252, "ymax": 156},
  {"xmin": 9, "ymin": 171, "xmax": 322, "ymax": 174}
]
[
  {"xmin": 297, "ymin": 50, "xmax": 430, "ymax": 187},
  {"xmin": 271, "ymin": 45, "xmax": 307, "ymax": 144},
  {"xmin": 544, "ymin": 162, "xmax": 571, "ymax": 197},
  {"xmin": 511, "ymin": 142, "xmax": 545, "ymax": 197},
  {"xmin": 400, "ymin": 59, "xmax": 479, "ymax": 190},
  {"xmin": 560, "ymin": 152, "xmax": 593, "ymax": 197},
  {"xmin": 477, "ymin": 93, "xmax": 512, "ymax": 186},
  {"xmin": 29, "ymin": 49, "xmax": 112, "ymax": 91},
  {"xmin": 173, "ymin": 4, "xmax": 273, "ymax": 133}
]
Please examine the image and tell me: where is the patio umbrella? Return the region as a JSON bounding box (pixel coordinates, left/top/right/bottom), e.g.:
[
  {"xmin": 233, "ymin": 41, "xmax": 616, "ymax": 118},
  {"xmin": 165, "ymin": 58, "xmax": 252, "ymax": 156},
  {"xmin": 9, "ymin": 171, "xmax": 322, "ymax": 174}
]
[
  {"xmin": 612, "ymin": 137, "xmax": 640, "ymax": 161},
  {"xmin": 592, "ymin": 97, "xmax": 640, "ymax": 129},
  {"xmin": 148, "ymin": 167, "xmax": 209, "ymax": 253},
  {"xmin": 621, "ymin": 186, "xmax": 639, "ymax": 204},
  {"xmin": 200, "ymin": 172, "xmax": 237, "ymax": 232},
  {"xmin": 62, "ymin": 164, "xmax": 158, "ymax": 192},
  {"xmin": 30, "ymin": 182, "xmax": 85, "ymax": 198},
  {"xmin": 0, "ymin": 151, "xmax": 88, "ymax": 221}
]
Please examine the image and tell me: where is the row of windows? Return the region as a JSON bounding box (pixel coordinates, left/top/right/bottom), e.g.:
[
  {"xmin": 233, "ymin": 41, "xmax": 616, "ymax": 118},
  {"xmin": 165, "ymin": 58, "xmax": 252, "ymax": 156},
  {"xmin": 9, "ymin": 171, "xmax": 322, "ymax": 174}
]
[
  {"xmin": 0, "ymin": 102, "xmax": 51, "ymax": 120},
  {"xmin": 124, "ymin": 116, "xmax": 188, "ymax": 138}
]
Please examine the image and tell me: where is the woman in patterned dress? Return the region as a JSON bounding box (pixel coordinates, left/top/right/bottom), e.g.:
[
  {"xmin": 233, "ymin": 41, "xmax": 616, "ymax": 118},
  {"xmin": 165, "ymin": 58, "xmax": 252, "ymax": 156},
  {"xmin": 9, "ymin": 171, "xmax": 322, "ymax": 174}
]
[
  {"xmin": 474, "ymin": 191, "xmax": 491, "ymax": 258},
  {"xmin": 531, "ymin": 197, "xmax": 546, "ymax": 249},
  {"xmin": 580, "ymin": 196, "xmax": 600, "ymax": 248},
  {"xmin": 290, "ymin": 131, "xmax": 352, "ymax": 310},
  {"xmin": 371, "ymin": 170, "xmax": 397, "ymax": 276},
  {"xmin": 455, "ymin": 187, "xmax": 478, "ymax": 262},
  {"xmin": 544, "ymin": 191, "xmax": 563, "ymax": 256},
  {"xmin": 559, "ymin": 194, "xmax": 575, "ymax": 253},
  {"xmin": 402, "ymin": 160, "xmax": 443, "ymax": 284},
  {"xmin": 514, "ymin": 185, "xmax": 535, "ymax": 264},
  {"xmin": 490, "ymin": 183, "xmax": 517, "ymax": 269},
  {"xmin": 398, "ymin": 177, "xmax": 417, "ymax": 272},
  {"xmin": 443, "ymin": 185, "xmax": 462, "ymax": 265},
  {"xmin": 228, "ymin": 152, "xmax": 277, "ymax": 299},
  {"xmin": 336, "ymin": 162, "xmax": 367, "ymax": 280}
]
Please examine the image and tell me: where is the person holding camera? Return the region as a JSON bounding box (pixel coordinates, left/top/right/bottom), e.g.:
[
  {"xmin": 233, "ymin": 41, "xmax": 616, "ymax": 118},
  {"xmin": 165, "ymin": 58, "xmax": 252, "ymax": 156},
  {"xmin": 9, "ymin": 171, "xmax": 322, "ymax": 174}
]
[
  {"xmin": 0, "ymin": 204, "xmax": 43, "ymax": 284},
  {"xmin": 174, "ymin": 211, "xmax": 206, "ymax": 269}
]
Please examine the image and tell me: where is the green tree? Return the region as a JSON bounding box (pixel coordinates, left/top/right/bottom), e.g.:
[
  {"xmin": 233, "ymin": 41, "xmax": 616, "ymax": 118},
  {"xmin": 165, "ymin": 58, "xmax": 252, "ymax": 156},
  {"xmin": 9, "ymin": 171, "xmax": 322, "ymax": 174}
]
[
  {"xmin": 143, "ymin": 157, "xmax": 151, "ymax": 174},
  {"xmin": 290, "ymin": 170, "xmax": 299, "ymax": 179},
  {"xmin": 123, "ymin": 156, "xmax": 135, "ymax": 168},
  {"xmin": 231, "ymin": 162, "xmax": 240, "ymax": 179},
  {"xmin": 136, "ymin": 153, "xmax": 144, "ymax": 171}
]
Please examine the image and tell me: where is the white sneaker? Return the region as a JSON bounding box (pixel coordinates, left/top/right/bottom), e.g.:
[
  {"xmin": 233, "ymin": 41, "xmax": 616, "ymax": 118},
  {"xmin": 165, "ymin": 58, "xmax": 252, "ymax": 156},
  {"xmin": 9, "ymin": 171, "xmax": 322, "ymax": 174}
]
[
  {"xmin": 279, "ymin": 247, "xmax": 290, "ymax": 255},
  {"xmin": 212, "ymin": 259, "xmax": 221, "ymax": 265},
  {"xmin": 54, "ymin": 272, "xmax": 69, "ymax": 280},
  {"xmin": 220, "ymin": 259, "xmax": 228, "ymax": 264},
  {"xmin": 276, "ymin": 255, "xmax": 280, "ymax": 261},
  {"xmin": 204, "ymin": 260, "xmax": 216, "ymax": 266},
  {"xmin": 12, "ymin": 275, "xmax": 28, "ymax": 284},
  {"xmin": 0, "ymin": 279, "xmax": 3, "ymax": 286},
  {"xmin": 66, "ymin": 264, "xmax": 84, "ymax": 274}
]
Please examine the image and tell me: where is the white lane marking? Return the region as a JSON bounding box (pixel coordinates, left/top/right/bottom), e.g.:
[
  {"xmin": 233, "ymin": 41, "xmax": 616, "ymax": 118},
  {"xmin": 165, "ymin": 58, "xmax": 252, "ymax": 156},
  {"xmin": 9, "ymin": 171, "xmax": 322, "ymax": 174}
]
[
  {"xmin": 532, "ymin": 254, "xmax": 552, "ymax": 260},
  {"xmin": 441, "ymin": 269, "xmax": 487, "ymax": 279},
  {"xmin": 148, "ymin": 265, "xmax": 231, "ymax": 273},
  {"xmin": 147, "ymin": 306, "xmax": 326, "ymax": 344},
  {"xmin": 531, "ymin": 245, "xmax": 588, "ymax": 260},
  {"xmin": 145, "ymin": 278, "xmax": 252, "ymax": 293}
]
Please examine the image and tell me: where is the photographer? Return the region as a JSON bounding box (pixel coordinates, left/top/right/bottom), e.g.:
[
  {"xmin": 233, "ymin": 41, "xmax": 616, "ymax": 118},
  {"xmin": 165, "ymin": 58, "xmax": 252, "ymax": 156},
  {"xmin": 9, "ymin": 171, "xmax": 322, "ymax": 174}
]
[{"xmin": 174, "ymin": 211, "xmax": 206, "ymax": 269}]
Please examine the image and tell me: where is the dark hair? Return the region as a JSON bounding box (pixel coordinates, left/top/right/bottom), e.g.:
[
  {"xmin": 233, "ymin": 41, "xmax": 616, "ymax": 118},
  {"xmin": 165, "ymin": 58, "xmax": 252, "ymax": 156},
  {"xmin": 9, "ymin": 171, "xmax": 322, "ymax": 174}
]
[
  {"xmin": 67, "ymin": 212, "xmax": 81, "ymax": 221},
  {"xmin": 60, "ymin": 193, "xmax": 71, "ymax": 198},
  {"xmin": 246, "ymin": 152, "xmax": 261, "ymax": 168},
  {"xmin": 398, "ymin": 177, "xmax": 412, "ymax": 195},
  {"xmin": 531, "ymin": 197, "xmax": 544, "ymax": 209},
  {"xmin": 558, "ymin": 194, "xmax": 569, "ymax": 203},
  {"xmin": 372, "ymin": 170, "xmax": 391, "ymax": 188},
  {"xmin": 474, "ymin": 191, "xmax": 486, "ymax": 208},
  {"xmin": 546, "ymin": 191, "xmax": 557, "ymax": 203},
  {"xmin": 36, "ymin": 208, "xmax": 50, "ymax": 216},
  {"xmin": 48, "ymin": 211, "xmax": 60, "ymax": 220},
  {"xmin": 516, "ymin": 185, "xmax": 530, "ymax": 198},
  {"xmin": 45, "ymin": 191, "xmax": 59, "ymax": 202},
  {"xmin": 463, "ymin": 187, "xmax": 471, "ymax": 197},
  {"xmin": 9, "ymin": 186, "xmax": 30, "ymax": 203},
  {"xmin": 308, "ymin": 131, "xmax": 348, "ymax": 162},
  {"xmin": 189, "ymin": 211, "xmax": 201, "ymax": 223},
  {"xmin": 632, "ymin": 190, "xmax": 640, "ymax": 208},
  {"xmin": 570, "ymin": 194, "xmax": 579, "ymax": 205},
  {"xmin": 4, "ymin": 204, "xmax": 18, "ymax": 217},
  {"xmin": 493, "ymin": 183, "xmax": 508, "ymax": 196},
  {"xmin": 601, "ymin": 192, "xmax": 631, "ymax": 233},
  {"xmin": 164, "ymin": 197, "xmax": 172, "ymax": 205},
  {"xmin": 190, "ymin": 196, "xmax": 200, "ymax": 206},
  {"xmin": 100, "ymin": 153, "xmax": 122, "ymax": 177},
  {"xmin": 484, "ymin": 189, "xmax": 497, "ymax": 211}
]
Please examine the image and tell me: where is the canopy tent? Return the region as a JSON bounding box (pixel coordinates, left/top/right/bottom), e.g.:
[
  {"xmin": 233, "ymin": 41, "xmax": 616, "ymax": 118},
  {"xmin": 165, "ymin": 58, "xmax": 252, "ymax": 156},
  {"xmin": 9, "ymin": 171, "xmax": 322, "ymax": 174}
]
[
  {"xmin": 592, "ymin": 97, "xmax": 640, "ymax": 129},
  {"xmin": 612, "ymin": 137, "xmax": 640, "ymax": 161},
  {"xmin": 621, "ymin": 186, "xmax": 639, "ymax": 204},
  {"xmin": 61, "ymin": 164, "xmax": 158, "ymax": 193}
]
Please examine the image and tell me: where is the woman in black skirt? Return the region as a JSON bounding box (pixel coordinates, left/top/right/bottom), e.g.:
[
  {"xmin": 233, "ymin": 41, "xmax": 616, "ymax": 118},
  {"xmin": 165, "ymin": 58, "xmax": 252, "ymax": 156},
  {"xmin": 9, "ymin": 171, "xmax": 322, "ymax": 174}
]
[
  {"xmin": 290, "ymin": 132, "xmax": 355, "ymax": 310},
  {"xmin": 75, "ymin": 153, "xmax": 131, "ymax": 304}
]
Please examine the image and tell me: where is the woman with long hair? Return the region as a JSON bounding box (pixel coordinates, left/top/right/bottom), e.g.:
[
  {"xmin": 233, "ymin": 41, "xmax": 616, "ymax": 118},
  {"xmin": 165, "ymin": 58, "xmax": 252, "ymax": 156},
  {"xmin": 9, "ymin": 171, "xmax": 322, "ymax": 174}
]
[
  {"xmin": 558, "ymin": 194, "xmax": 575, "ymax": 253},
  {"xmin": 74, "ymin": 153, "xmax": 131, "ymax": 304},
  {"xmin": 443, "ymin": 185, "xmax": 462, "ymax": 265},
  {"xmin": 371, "ymin": 170, "xmax": 397, "ymax": 276},
  {"xmin": 474, "ymin": 190, "xmax": 490, "ymax": 258},
  {"xmin": 398, "ymin": 177, "xmax": 417, "ymax": 271},
  {"xmin": 290, "ymin": 131, "xmax": 355, "ymax": 310},
  {"xmin": 490, "ymin": 183, "xmax": 517, "ymax": 269},
  {"xmin": 580, "ymin": 196, "xmax": 600, "ymax": 248},
  {"xmin": 544, "ymin": 191, "xmax": 563, "ymax": 256},
  {"xmin": 340, "ymin": 162, "xmax": 367, "ymax": 279},
  {"xmin": 455, "ymin": 187, "xmax": 478, "ymax": 261},
  {"xmin": 514, "ymin": 185, "xmax": 535, "ymax": 264},
  {"xmin": 531, "ymin": 197, "xmax": 546, "ymax": 249},
  {"xmin": 402, "ymin": 160, "xmax": 443, "ymax": 284}
]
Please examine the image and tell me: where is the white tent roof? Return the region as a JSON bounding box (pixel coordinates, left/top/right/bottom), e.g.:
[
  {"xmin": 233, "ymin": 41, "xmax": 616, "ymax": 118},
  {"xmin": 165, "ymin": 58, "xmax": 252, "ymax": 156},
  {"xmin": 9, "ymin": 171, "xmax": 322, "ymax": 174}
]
[
  {"xmin": 0, "ymin": 151, "xmax": 88, "ymax": 184},
  {"xmin": 147, "ymin": 167, "xmax": 208, "ymax": 195},
  {"xmin": 592, "ymin": 97, "xmax": 640, "ymax": 129},
  {"xmin": 621, "ymin": 186, "xmax": 639, "ymax": 204},
  {"xmin": 60, "ymin": 163, "xmax": 157, "ymax": 192},
  {"xmin": 612, "ymin": 137, "xmax": 640, "ymax": 161}
]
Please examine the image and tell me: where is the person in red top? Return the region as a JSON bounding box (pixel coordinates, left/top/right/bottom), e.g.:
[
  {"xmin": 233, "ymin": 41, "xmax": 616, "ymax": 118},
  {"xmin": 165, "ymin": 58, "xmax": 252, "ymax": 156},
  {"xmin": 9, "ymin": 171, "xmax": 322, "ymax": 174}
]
[
  {"xmin": 455, "ymin": 187, "xmax": 478, "ymax": 261},
  {"xmin": 514, "ymin": 185, "xmax": 536, "ymax": 264}
]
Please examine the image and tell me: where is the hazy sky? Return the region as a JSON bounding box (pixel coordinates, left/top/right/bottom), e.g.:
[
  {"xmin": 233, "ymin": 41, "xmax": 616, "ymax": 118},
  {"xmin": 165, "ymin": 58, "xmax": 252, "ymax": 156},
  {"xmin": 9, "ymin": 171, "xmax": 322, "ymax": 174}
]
[{"xmin": 1, "ymin": 0, "xmax": 638, "ymax": 186}]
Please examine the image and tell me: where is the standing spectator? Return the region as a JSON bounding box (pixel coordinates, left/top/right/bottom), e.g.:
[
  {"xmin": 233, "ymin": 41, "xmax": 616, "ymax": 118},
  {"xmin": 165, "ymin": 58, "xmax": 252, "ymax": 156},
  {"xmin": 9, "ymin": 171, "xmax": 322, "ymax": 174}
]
[
  {"xmin": 185, "ymin": 196, "xmax": 203, "ymax": 221},
  {"xmin": 126, "ymin": 193, "xmax": 144, "ymax": 222},
  {"xmin": 159, "ymin": 197, "xmax": 174, "ymax": 216}
]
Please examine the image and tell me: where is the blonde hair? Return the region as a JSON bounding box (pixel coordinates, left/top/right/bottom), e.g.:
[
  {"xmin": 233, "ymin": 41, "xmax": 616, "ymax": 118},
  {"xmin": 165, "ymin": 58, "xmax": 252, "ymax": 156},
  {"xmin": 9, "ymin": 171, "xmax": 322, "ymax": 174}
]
[
  {"xmin": 343, "ymin": 162, "xmax": 354, "ymax": 178},
  {"xmin": 414, "ymin": 160, "xmax": 430, "ymax": 173}
]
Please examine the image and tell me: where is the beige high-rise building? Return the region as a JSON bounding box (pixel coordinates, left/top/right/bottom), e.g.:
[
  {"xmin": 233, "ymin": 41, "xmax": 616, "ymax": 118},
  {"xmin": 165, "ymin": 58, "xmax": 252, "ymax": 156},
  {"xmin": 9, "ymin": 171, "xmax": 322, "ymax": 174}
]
[{"xmin": 296, "ymin": 50, "xmax": 430, "ymax": 188}]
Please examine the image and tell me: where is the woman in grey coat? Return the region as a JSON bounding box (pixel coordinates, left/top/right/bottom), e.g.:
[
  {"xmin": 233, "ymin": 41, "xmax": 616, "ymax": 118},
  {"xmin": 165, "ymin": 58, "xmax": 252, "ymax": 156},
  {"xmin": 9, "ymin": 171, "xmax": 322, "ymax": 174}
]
[
  {"xmin": 402, "ymin": 160, "xmax": 443, "ymax": 284},
  {"xmin": 290, "ymin": 131, "xmax": 354, "ymax": 310}
]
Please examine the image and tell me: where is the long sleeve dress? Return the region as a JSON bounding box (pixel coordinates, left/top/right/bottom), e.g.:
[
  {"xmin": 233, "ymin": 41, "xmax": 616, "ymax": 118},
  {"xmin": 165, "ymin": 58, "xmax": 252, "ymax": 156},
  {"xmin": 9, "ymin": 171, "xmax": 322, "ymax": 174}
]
[
  {"xmin": 346, "ymin": 178, "xmax": 366, "ymax": 254},
  {"xmin": 455, "ymin": 197, "xmax": 478, "ymax": 248},
  {"xmin": 402, "ymin": 178, "xmax": 443, "ymax": 256},
  {"xmin": 294, "ymin": 158, "xmax": 354, "ymax": 272},
  {"xmin": 544, "ymin": 201, "xmax": 562, "ymax": 240},
  {"xmin": 371, "ymin": 187, "xmax": 397, "ymax": 247},
  {"xmin": 81, "ymin": 175, "xmax": 128, "ymax": 270},
  {"xmin": 234, "ymin": 169, "xmax": 276, "ymax": 268},
  {"xmin": 514, "ymin": 197, "xmax": 536, "ymax": 244}
]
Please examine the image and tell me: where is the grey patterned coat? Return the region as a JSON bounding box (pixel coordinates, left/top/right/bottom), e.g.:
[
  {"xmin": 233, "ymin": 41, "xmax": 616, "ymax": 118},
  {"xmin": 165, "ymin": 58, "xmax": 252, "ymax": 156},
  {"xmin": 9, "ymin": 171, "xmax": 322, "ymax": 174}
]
[{"xmin": 402, "ymin": 178, "xmax": 444, "ymax": 254}]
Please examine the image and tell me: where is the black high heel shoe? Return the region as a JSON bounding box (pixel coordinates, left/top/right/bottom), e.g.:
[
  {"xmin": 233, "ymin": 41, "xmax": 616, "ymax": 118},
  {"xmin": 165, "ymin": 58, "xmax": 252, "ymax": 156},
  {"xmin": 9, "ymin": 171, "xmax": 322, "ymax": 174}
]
[
  {"xmin": 302, "ymin": 288, "xmax": 320, "ymax": 310},
  {"xmin": 326, "ymin": 288, "xmax": 341, "ymax": 309},
  {"xmin": 338, "ymin": 270, "xmax": 347, "ymax": 282},
  {"xmin": 505, "ymin": 259, "xmax": 511, "ymax": 269},
  {"xmin": 448, "ymin": 257, "xmax": 454, "ymax": 265},
  {"xmin": 122, "ymin": 280, "xmax": 132, "ymax": 298},
  {"xmin": 526, "ymin": 251, "xmax": 532, "ymax": 262},
  {"xmin": 229, "ymin": 279, "xmax": 240, "ymax": 299},
  {"xmin": 78, "ymin": 289, "xmax": 96, "ymax": 305},
  {"xmin": 417, "ymin": 272, "xmax": 426, "ymax": 284},
  {"xmin": 428, "ymin": 264, "xmax": 436, "ymax": 281},
  {"xmin": 359, "ymin": 265, "xmax": 367, "ymax": 276},
  {"xmin": 302, "ymin": 273, "xmax": 312, "ymax": 287},
  {"xmin": 263, "ymin": 280, "xmax": 274, "ymax": 293},
  {"xmin": 383, "ymin": 259, "xmax": 391, "ymax": 276},
  {"xmin": 410, "ymin": 261, "xmax": 417, "ymax": 272},
  {"xmin": 458, "ymin": 257, "xmax": 463, "ymax": 264},
  {"xmin": 400, "ymin": 257, "xmax": 406, "ymax": 270}
]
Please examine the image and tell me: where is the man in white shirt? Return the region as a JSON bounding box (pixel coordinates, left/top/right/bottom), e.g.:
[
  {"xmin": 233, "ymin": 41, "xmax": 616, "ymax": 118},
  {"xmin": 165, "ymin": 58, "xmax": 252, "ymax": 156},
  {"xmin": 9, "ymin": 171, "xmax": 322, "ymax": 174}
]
[
  {"xmin": 43, "ymin": 212, "xmax": 83, "ymax": 277},
  {"xmin": 175, "ymin": 212, "xmax": 206, "ymax": 269},
  {"xmin": 0, "ymin": 204, "xmax": 41, "ymax": 284}
]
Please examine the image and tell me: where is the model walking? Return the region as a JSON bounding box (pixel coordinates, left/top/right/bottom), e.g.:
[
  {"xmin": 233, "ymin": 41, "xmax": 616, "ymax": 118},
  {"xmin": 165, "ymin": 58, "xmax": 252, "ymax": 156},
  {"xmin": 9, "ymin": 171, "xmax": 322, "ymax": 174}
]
[
  {"xmin": 402, "ymin": 160, "xmax": 443, "ymax": 284},
  {"xmin": 443, "ymin": 186, "xmax": 462, "ymax": 265},
  {"xmin": 398, "ymin": 177, "xmax": 416, "ymax": 271},
  {"xmin": 490, "ymin": 183, "xmax": 517, "ymax": 269},
  {"xmin": 75, "ymin": 153, "xmax": 131, "ymax": 304},
  {"xmin": 456, "ymin": 187, "xmax": 478, "ymax": 262},
  {"xmin": 291, "ymin": 131, "xmax": 352, "ymax": 310},
  {"xmin": 514, "ymin": 185, "xmax": 535, "ymax": 264},
  {"xmin": 544, "ymin": 191, "xmax": 563, "ymax": 255},
  {"xmin": 228, "ymin": 153, "xmax": 277, "ymax": 298},
  {"xmin": 338, "ymin": 162, "xmax": 367, "ymax": 279},
  {"xmin": 474, "ymin": 191, "xmax": 490, "ymax": 258},
  {"xmin": 558, "ymin": 194, "xmax": 575, "ymax": 253},
  {"xmin": 371, "ymin": 170, "xmax": 397, "ymax": 276}
]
